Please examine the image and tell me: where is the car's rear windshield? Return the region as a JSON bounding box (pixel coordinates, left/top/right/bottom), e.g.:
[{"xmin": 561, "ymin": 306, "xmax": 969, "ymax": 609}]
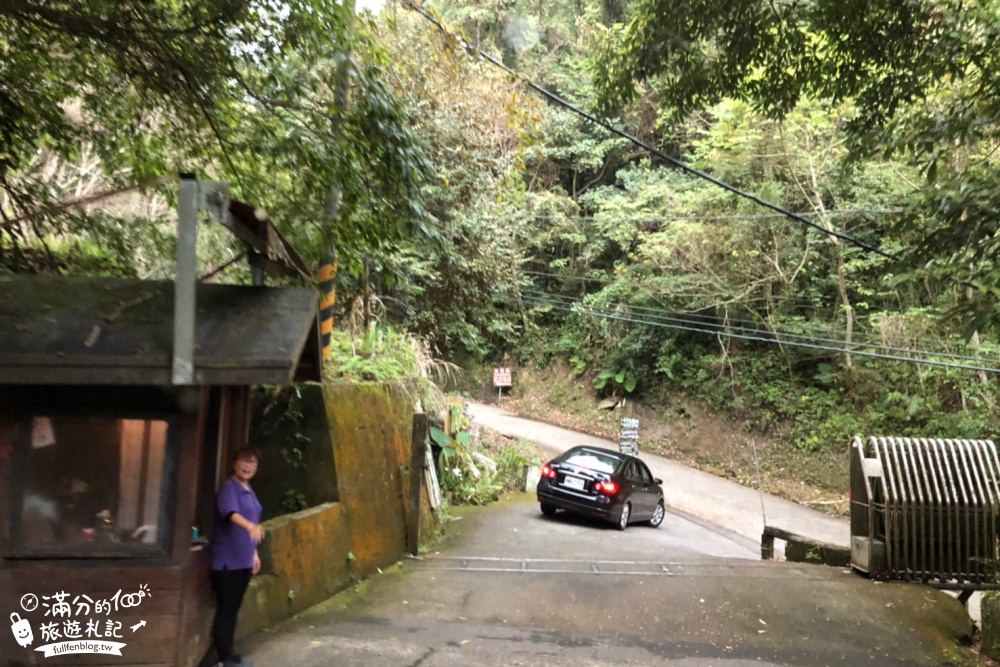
[{"xmin": 560, "ymin": 449, "xmax": 622, "ymax": 474}]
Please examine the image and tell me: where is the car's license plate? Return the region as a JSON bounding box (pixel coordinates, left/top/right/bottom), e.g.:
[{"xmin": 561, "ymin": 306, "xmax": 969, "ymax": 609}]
[{"xmin": 563, "ymin": 476, "xmax": 585, "ymax": 490}]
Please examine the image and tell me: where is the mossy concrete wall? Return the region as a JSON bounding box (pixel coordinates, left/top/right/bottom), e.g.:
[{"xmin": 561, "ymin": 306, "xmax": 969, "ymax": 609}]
[
  {"xmin": 324, "ymin": 382, "xmax": 414, "ymax": 576},
  {"xmin": 983, "ymin": 592, "xmax": 1000, "ymax": 660},
  {"xmin": 237, "ymin": 502, "xmax": 352, "ymax": 635},
  {"xmin": 236, "ymin": 382, "xmax": 435, "ymax": 639}
]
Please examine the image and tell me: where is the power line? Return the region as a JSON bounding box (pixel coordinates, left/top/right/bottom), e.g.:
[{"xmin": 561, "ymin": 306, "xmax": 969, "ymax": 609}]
[
  {"xmin": 521, "ymin": 294, "xmax": 1000, "ymax": 375},
  {"xmin": 520, "ymin": 292, "xmax": 1000, "ymax": 374},
  {"xmin": 522, "ymin": 284, "xmax": 843, "ymax": 329},
  {"xmin": 402, "ymin": 0, "xmax": 899, "ymax": 261},
  {"xmin": 521, "ymin": 273, "xmax": 977, "ymax": 354},
  {"xmin": 522, "ymin": 269, "xmax": 992, "ymax": 358},
  {"xmin": 523, "ymin": 290, "xmax": 999, "ymax": 364},
  {"xmin": 200, "ymin": 251, "xmax": 249, "ymax": 282},
  {"xmin": 0, "ymin": 175, "xmax": 175, "ymax": 230},
  {"xmin": 514, "ymin": 208, "xmax": 903, "ymax": 223}
]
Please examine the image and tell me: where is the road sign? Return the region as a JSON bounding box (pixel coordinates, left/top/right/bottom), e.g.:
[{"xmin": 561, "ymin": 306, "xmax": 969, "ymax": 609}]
[
  {"xmin": 619, "ymin": 417, "xmax": 639, "ymax": 455},
  {"xmin": 493, "ymin": 367, "xmax": 512, "ymax": 387}
]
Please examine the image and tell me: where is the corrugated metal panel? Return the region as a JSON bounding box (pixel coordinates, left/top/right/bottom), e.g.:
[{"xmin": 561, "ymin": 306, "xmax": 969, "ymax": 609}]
[{"xmin": 852, "ymin": 436, "xmax": 1000, "ymax": 585}]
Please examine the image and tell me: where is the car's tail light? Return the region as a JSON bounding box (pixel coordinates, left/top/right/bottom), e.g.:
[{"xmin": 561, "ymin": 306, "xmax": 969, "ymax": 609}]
[
  {"xmin": 595, "ymin": 480, "xmax": 619, "ymax": 495},
  {"xmin": 541, "ymin": 464, "xmax": 557, "ymax": 480}
]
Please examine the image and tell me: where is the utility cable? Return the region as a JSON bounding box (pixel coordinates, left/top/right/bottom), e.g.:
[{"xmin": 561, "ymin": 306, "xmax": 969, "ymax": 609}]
[
  {"xmin": 1, "ymin": 175, "xmax": 176, "ymax": 230},
  {"xmin": 522, "ymin": 289, "xmax": 1000, "ymax": 365},
  {"xmin": 402, "ymin": 0, "xmax": 898, "ymax": 261},
  {"xmin": 200, "ymin": 251, "xmax": 249, "ymax": 282},
  {"xmin": 526, "ymin": 288, "xmax": 991, "ymax": 362},
  {"xmin": 519, "ymin": 293, "xmax": 1000, "ymax": 375},
  {"xmin": 514, "ymin": 209, "xmax": 903, "ymax": 223},
  {"xmin": 521, "ymin": 270, "xmax": 974, "ymax": 353}
]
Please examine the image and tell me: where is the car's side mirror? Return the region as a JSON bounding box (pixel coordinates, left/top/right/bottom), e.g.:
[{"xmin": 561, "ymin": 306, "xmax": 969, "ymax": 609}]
[{"xmin": 654, "ymin": 478, "xmax": 663, "ymax": 485}]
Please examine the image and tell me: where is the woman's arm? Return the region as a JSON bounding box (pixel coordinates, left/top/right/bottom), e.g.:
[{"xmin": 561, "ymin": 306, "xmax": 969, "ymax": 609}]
[{"xmin": 229, "ymin": 512, "xmax": 265, "ymax": 544}]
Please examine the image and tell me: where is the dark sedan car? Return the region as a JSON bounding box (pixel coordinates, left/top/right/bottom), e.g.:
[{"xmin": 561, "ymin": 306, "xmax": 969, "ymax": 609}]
[{"xmin": 536, "ymin": 446, "xmax": 664, "ymax": 530}]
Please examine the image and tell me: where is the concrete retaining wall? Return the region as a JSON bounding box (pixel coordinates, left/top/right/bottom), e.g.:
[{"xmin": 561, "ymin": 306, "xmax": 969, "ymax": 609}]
[
  {"xmin": 237, "ymin": 382, "xmax": 434, "ymax": 638},
  {"xmin": 983, "ymin": 592, "xmax": 1000, "ymax": 660}
]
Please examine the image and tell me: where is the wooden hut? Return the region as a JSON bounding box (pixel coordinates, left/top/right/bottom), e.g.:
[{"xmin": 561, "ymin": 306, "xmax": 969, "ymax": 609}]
[{"xmin": 0, "ymin": 273, "xmax": 320, "ymax": 666}]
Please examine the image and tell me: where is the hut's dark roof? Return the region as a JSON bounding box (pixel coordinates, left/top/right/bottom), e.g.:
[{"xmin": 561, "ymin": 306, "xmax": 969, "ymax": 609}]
[{"xmin": 0, "ymin": 274, "xmax": 321, "ymax": 385}]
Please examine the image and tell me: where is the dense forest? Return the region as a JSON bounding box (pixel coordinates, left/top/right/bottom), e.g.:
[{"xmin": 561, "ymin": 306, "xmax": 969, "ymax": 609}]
[{"xmin": 3, "ymin": 1, "xmax": 1000, "ymax": 484}]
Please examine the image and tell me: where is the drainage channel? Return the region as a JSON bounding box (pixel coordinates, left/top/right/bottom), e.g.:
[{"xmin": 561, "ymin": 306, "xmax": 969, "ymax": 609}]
[{"xmin": 413, "ymin": 555, "xmax": 827, "ymax": 579}]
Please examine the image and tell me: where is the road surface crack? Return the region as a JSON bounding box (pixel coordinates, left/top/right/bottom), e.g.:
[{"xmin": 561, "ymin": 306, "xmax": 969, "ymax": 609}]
[{"xmin": 410, "ymin": 647, "xmax": 436, "ymax": 667}]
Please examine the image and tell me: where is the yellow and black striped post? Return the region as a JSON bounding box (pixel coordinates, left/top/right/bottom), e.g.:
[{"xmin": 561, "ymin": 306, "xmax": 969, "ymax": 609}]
[{"xmin": 318, "ymin": 256, "xmax": 337, "ymax": 362}]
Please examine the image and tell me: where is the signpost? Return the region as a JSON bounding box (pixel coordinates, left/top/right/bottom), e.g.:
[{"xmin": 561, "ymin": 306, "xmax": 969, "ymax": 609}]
[
  {"xmin": 492, "ymin": 367, "xmax": 512, "ymax": 401},
  {"xmin": 619, "ymin": 417, "xmax": 639, "ymax": 455}
]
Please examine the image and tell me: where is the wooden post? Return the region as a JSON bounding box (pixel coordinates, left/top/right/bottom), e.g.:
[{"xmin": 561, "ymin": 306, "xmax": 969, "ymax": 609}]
[
  {"xmin": 761, "ymin": 527, "xmax": 775, "ymax": 560},
  {"xmin": 407, "ymin": 413, "xmax": 429, "ymax": 556}
]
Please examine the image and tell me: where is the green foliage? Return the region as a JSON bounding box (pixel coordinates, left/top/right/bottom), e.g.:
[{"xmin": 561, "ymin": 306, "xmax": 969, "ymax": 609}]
[
  {"xmin": 325, "ymin": 325, "xmax": 424, "ymax": 383},
  {"xmin": 435, "ymin": 399, "xmax": 538, "ymax": 504},
  {"xmin": 281, "ymin": 488, "xmax": 309, "ymax": 513},
  {"xmin": 494, "ymin": 446, "xmax": 536, "ymax": 494},
  {"xmin": 437, "ymin": 429, "xmax": 503, "ymax": 506},
  {"xmin": 8, "ymin": 0, "xmax": 1000, "ymax": 477},
  {"xmin": 594, "ymin": 0, "xmax": 1000, "ymax": 331},
  {"xmin": 2, "ymin": 1, "xmax": 432, "ymax": 276}
]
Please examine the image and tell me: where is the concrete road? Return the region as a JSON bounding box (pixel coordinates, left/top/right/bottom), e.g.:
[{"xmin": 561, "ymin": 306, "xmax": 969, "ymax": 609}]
[
  {"xmin": 467, "ymin": 402, "xmax": 848, "ymax": 548},
  {"xmin": 467, "ymin": 403, "xmax": 986, "ymax": 621},
  {"xmin": 244, "ymin": 495, "xmax": 974, "ymax": 666}
]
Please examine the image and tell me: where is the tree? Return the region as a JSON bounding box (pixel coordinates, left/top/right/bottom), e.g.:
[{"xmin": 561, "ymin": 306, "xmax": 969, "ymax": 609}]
[
  {"xmin": 0, "ymin": 1, "xmax": 431, "ymax": 275},
  {"xmin": 594, "ymin": 0, "xmax": 1000, "ymax": 332}
]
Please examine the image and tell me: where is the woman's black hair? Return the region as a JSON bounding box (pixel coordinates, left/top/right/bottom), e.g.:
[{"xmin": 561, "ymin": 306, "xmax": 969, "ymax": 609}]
[{"xmin": 232, "ymin": 446, "xmax": 260, "ymax": 463}]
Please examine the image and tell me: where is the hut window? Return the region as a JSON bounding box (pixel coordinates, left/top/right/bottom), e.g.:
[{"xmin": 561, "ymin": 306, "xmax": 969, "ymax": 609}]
[{"xmin": 11, "ymin": 416, "xmax": 175, "ymax": 557}]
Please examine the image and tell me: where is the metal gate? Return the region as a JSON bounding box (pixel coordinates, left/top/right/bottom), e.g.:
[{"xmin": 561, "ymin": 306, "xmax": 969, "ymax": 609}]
[{"xmin": 850, "ymin": 436, "xmax": 1000, "ymax": 586}]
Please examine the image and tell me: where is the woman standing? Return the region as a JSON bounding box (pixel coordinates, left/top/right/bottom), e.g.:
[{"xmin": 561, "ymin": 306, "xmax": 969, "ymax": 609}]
[{"xmin": 211, "ymin": 447, "xmax": 264, "ymax": 667}]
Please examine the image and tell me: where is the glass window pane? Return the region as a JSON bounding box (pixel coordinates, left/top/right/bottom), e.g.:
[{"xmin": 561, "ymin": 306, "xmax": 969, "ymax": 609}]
[
  {"xmin": 17, "ymin": 416, "xmax": 172, "ymax": 556},
  {"xmin": 561, "ymin": 449, "xmax": 622, "ymax": 474}
]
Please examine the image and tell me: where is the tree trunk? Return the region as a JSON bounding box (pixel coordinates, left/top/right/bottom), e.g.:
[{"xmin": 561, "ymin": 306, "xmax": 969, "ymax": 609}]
[
  {"xmin": 804, "ymin": 147, "xmax": 853, "ymax": 370},
  {"xmin": 835, "ymin": 250, "xmax": 853, "ymax": 369},
  {"xmin": 323, "ymin": 0, "xmax": 356, "ymax": 225},
  {"xmin": 363, "ymin": 259, "xmax": 372, "ymax": 328},
  {"xmin": 968, "ymin": 282, "xmax": 989, "ymax": 388}
]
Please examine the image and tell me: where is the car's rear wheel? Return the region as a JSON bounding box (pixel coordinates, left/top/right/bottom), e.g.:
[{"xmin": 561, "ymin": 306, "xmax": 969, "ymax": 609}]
[
  {"xmin": 540, "ymin": 502, "xmax": 557, "ymax": 516},
  {"xmin": 617, "ymin": 502, "xmax": 631, "ymax": 531},
  {"xmin": 648, "ymin": 500, "xmax": 665, "ymax": 528}
]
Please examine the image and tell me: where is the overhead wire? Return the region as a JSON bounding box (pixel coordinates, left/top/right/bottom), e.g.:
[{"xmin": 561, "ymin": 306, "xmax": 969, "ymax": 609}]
[
  {"xmin": 521, "ymin": 271, "xmax": 975, "ymax": 354},
  {"xmin": 513, "ymin": 209, "xmax": 904, "ymax": 223},
  {"xmin": 1, "ymin": 175, "xmax": 176, "ymax": 230},
  {"xmin": 200, "ymin": 251, "xmax": 249, "ymax": 282},
  {"xmin": 402, "ymin": 0, "xmax": 899, "ymax": 261},
  {"xmin": 520, "ymin": 291, "xmax": 1000, "ymax": 373},
  {"xmin": 522, "ymin": 289, "xmax": 998, "ymax": 365}
]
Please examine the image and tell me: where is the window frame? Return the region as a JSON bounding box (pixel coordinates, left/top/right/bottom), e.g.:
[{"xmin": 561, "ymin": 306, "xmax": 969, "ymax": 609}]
[{"xmin": 7, "ymin": 406, "xmax": 180, "ymax": 560}]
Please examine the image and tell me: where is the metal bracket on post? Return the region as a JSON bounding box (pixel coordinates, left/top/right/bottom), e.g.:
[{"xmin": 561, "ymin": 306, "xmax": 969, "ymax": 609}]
[{"xmin": 173, "ymin": 175, "xmax": 199, "ymax": 385}]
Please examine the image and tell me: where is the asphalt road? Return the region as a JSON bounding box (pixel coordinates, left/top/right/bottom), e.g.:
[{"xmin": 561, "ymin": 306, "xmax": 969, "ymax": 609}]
[
  {"xmin": 244, "ymin": 494, "xmax": 975, "ymax": 666},
  {"xmin": 466, "ymin": 402, "xmax": 848, "ymax": 548}
]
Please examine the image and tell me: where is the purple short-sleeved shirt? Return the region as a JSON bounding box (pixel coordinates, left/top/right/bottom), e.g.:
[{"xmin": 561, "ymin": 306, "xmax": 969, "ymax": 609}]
[{"xmin": 211, "ymin": 478, "xmax": 262, "ymax": 571}]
